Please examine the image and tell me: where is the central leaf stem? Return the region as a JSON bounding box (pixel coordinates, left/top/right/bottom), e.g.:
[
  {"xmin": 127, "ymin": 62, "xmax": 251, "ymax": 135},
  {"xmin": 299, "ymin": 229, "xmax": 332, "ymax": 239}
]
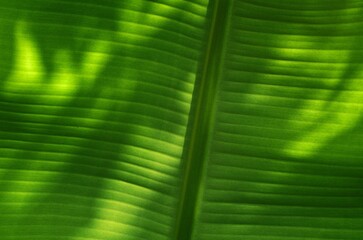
[{"xmin": 174, "ymin": 0, "xmax": 234, "ymax": 239}]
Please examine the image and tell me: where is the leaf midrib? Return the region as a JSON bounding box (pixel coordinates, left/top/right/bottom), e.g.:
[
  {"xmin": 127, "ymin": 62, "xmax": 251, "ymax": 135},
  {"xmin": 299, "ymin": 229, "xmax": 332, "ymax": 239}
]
[{"xmin": 173, "ymin": 0, "xmax": 234, "ymax": 239}]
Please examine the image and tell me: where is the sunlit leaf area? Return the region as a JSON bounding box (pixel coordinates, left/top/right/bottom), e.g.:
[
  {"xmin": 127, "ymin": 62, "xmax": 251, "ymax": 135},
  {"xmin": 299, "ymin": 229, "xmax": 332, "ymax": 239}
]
[{"xmin": 1, "ymin": 0, "xmax": 363, "ymax": 240}]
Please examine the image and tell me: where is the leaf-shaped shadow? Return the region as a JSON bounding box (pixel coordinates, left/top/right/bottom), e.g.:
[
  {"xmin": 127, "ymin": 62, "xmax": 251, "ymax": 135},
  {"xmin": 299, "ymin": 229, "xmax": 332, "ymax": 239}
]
[
  {"xmin": 0, "ymin": 0, "xmax": 209, "ymax": 239},
  {"xmin": 193, "ymin": 1, "xmax": 363, "ymax": 239}
]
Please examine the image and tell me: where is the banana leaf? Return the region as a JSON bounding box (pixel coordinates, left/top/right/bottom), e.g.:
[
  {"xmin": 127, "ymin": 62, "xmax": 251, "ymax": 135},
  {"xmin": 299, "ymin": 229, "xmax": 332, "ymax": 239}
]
[{"xmin": 0, "ymin": 0, "xmax": 362, "ymax": 239}]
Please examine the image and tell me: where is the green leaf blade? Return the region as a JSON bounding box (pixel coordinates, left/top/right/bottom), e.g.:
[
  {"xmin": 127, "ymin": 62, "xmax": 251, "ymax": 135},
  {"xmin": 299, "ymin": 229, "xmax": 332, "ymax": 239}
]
[{"xmin": 193, "ymin": 0, "xmax": 363, "ymax": 239}]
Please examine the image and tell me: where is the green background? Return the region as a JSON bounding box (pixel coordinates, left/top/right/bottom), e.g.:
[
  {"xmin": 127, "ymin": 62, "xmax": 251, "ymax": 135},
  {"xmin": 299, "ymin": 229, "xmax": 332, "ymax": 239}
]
[{"xmin": 0, "ymin": 0, "xmax": 362, "ymax": 239}]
